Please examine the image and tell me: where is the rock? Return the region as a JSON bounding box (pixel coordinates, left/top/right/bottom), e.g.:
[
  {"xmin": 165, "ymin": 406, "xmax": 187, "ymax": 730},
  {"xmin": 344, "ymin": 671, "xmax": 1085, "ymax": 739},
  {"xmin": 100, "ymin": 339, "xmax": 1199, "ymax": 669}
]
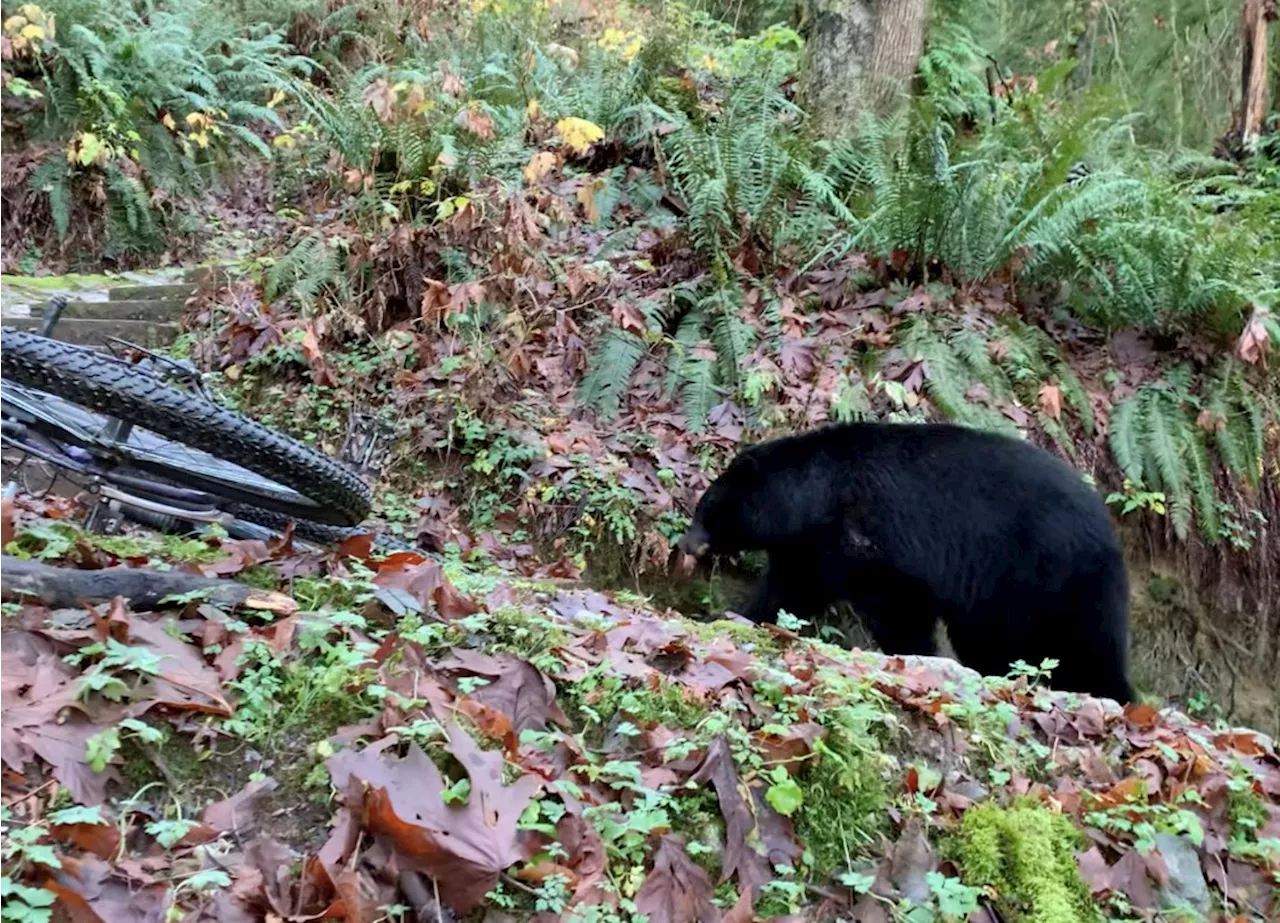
[{"xmin": 1154, "ymin": 832, "xmax": 1210, "ymax": 915}]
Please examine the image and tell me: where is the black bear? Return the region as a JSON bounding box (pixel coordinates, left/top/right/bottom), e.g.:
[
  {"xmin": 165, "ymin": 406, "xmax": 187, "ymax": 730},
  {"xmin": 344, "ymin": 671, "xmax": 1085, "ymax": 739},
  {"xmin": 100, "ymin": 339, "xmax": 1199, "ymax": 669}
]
[{"xmin": 678, "ymin": 422, "xmax": 1134, "ymax": 703}]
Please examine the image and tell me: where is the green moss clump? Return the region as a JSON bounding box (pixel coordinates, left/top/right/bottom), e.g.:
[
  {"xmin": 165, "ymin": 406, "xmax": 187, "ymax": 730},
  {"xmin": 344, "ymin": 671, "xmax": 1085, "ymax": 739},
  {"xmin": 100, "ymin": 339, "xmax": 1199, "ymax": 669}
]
[
  {"xmin": 794, "ymin": 732, "xmax": 890, "ymax": 875},
  {"xmin": 950, "ymin": 799, "xmax": 1098, "ymax": 923}
]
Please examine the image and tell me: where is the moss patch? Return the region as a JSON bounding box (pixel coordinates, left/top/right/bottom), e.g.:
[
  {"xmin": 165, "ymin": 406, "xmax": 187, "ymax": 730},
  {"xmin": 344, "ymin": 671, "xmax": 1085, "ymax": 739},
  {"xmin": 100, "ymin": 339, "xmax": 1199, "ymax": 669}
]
[
  {"xmin": 794, "ymin": 729, "xmax": 891, "ymax": 875},
  {"xmin": 949, "ymin": 799, "xmax": 1098, "ymax": 923}
]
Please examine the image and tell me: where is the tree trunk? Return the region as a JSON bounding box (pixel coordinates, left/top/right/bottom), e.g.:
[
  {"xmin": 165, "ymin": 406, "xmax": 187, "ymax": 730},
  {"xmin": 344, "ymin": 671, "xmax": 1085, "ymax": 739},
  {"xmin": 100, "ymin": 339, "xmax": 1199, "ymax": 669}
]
[
  {"xmin": 800, "ymin": 0, "xmax": 929, "ymax": 138},
  {"xmin": 1232, "ymin": 0, "xmax": 1275, "ymax": 141}
]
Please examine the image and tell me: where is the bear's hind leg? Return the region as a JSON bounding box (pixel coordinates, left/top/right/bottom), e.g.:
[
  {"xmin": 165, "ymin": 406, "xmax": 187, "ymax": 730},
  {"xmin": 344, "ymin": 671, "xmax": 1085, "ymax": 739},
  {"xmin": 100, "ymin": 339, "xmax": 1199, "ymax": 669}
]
[{"xmin": 846, "ymin": 576, "xmax": 942, "ymax": 658}]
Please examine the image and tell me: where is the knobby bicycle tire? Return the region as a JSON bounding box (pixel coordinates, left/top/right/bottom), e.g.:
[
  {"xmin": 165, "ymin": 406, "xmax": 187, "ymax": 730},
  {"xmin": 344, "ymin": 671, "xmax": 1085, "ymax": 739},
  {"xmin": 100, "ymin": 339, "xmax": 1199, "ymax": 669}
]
[{"xmin": 1, "ymin": 327, "xmax": 372, "ymax": 526}]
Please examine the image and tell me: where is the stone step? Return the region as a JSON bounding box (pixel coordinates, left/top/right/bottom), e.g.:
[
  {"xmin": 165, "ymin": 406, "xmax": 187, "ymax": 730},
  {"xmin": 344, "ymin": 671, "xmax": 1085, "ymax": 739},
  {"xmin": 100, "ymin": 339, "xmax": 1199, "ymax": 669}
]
[
  {"xmin": 108, "ymin": 283, "xmax": 198, "ymax": 302},
  {"xmin": 3, "ymin": 317, "xmax": 180, "ymax": 348},
  {"xmin": 1, "ymin": 300, "xmax": 186, "ymax": 323},
  {"xmin": 59, "ymin": 299, "xmax": 188, "ymax": 321}
]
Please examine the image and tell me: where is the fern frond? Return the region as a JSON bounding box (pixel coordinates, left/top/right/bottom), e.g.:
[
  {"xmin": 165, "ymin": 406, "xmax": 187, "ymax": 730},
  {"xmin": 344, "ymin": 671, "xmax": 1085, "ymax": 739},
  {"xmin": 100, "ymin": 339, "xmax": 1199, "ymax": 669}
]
[
  {"xmin": 581, "ymin": 328, "xmax": 645, "ymax": 421},
  {"xmin": 1108, "ymin": 394, "xmax": 1145, "ymax": 482}
]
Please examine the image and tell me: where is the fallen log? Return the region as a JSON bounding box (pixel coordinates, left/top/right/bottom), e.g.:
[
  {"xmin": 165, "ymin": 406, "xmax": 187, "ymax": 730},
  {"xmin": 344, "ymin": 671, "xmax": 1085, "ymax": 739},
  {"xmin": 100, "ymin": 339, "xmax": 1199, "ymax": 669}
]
[{"xmin": 1, "ymin": 555, "xmax": 296, "ymax": 613}]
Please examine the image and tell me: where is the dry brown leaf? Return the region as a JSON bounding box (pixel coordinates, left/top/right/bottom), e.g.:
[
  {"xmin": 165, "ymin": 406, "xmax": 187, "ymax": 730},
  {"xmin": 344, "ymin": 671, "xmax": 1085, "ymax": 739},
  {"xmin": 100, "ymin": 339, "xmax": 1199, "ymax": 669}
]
[
  {"xmin": 440, "ymin": 62, "xmax": 465, "ymax": 97},
  {"xmin": 456, "ymin": 104, "xmax": 495, "ymax": 140},
  {"xmin": 634, "ymin": 835, "xmax": 719, "ymax": 923},
  {"xmin": 1037, "ymin": 382, "xmax": 1063, "ymax": 420},
  {"xmin": 327, "ymin": 725, "xmax": 542, "ymax": 913},
  {"xmin": 1236, "ymin": 305, "xmax": 1272, "ymax": 364},
  {"xmin": 1, "ymin": 492, "xmax": 13, "ymax": 548},
  {"xmin": 360, "ymin": 78, "xmax": 397, "ymax": 124}
]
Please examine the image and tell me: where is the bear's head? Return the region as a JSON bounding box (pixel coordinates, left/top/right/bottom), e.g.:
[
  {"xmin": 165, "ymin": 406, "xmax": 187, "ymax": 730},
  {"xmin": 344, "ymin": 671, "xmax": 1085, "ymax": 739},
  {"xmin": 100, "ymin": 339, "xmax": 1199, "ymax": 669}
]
[{"xmin": 677, "ymin": 448, "xmax": 765, "ymax": 558}]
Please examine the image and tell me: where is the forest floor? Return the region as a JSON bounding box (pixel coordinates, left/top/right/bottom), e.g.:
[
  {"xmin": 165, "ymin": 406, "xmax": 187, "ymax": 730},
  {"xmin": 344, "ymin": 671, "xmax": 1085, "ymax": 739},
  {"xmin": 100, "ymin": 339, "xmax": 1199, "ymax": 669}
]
[{"xmin": 2, "ymin": 485, "xmax": 1278, "ymax": 923}]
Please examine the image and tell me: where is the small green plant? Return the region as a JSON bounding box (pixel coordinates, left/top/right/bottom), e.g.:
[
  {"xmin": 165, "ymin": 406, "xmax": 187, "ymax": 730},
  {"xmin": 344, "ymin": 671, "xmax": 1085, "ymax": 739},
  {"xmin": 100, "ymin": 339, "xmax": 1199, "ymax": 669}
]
[
  {"xmin": 1105, "ymin": 479, "xmax": 1168, "ymax": 516},
  {"xmin": 1, "ymin": 806, "xmax": 60, "ymax": 923}
]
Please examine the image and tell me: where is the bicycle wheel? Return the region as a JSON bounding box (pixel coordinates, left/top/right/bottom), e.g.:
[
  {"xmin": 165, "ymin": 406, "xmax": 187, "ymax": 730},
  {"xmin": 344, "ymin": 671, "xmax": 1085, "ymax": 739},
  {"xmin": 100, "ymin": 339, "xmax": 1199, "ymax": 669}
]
[{"xmin": 1, "ymin": 327, "xmax": 372, "ymax": 526}]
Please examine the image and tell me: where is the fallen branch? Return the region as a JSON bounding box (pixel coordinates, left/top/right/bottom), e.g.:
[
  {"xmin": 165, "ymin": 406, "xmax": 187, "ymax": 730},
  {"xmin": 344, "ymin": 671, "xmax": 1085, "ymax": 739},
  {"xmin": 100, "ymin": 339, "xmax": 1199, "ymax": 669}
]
[{"xmin": 0, "ymin": 555, "xmax": 297, "ymax": 613}]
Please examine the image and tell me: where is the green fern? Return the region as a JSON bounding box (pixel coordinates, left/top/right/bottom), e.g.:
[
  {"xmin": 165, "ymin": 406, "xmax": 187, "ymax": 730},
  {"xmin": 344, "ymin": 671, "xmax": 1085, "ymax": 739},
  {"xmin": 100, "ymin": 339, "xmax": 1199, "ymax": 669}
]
[
  {"xmin": 899, "ymin": 315, "xmax": 1017, "ymax": 434},
  {"xmin": 580, "ymin": 329, "xmax": 646, "ymax": 421},
  {"xmin": 1104, "ymin": 363, "xmax": 1272, "ymax": 542},
  {"xmin": 265, "ymin": 233, "xmax": 345, "ymax": 306}
]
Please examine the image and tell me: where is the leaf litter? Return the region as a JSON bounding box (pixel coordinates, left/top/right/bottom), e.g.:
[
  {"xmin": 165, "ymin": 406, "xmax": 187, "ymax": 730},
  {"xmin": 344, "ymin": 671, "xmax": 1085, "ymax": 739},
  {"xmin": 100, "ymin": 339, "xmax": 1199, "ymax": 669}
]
[{"xmin": 2, "ymin": 495, "xmax": 1277, "ymax": 922}]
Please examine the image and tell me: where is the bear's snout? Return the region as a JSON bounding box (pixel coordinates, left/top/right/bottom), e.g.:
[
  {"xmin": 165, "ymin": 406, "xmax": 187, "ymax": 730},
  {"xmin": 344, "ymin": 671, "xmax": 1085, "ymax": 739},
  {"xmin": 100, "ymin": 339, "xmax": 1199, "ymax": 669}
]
[{"xmin": 677, "ymin": 524, "xmax": 710, "ymax": 558}]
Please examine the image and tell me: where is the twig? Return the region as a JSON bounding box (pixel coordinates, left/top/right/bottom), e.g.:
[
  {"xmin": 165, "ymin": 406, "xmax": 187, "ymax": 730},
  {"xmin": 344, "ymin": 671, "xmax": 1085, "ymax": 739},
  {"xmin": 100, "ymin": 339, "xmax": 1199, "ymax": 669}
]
[{"xmin": 397, "ymin": 870, "xmax": 456, "ymax": 923}]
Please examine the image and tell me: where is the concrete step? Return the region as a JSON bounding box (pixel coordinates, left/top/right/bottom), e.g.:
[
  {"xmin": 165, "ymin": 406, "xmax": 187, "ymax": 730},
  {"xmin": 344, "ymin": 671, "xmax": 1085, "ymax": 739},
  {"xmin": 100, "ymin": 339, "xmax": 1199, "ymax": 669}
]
[
  {"xmin": 108, "ymin": 283, "xmax": 198, "ymax": 302},
  {"xmin": 3, "ymin": 317, "xmax": 180, "ymax": 348}
]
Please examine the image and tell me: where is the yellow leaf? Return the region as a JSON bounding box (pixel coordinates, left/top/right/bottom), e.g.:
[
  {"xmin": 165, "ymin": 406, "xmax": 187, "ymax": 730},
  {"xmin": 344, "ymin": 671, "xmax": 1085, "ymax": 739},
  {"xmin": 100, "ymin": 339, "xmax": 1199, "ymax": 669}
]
[
  {"xmin": 19, "ymin": 23, "xmax": 42, "ymax": 40},
  {"xmin": 576, "ymin": 176, "xmax": 606, "ymax": 223},
  {"xmin": 272, "ymin": 133, "xmax": 295, "ymax": 148},
  {"xmin": 526, "ymin": 98, "xmax": 540, "ymax": 120},
  {"xmin": 3, "ymin": 16, "xmax": 28, "ymax": 33},
  {"xmin": 522, "ymin": 151, "xmax": 556, "ymax": 185},
  {"xmin": 191, "ymin": 130, "xmax": 209, "ymax": 148},
  {"xmin": 18, "ymin": 5, "xmax": 44, "ymax": 22},
  {"xmin": 598, "ymin": 28, "xmax": 627, "ymax": 49},
  {"xmin": 267, "ymin": 88, "xmax": 286, "ymax": 109},
  {"xmin": 555, "ymin": 117, "xmax": 604, "ymax": 156},
  {"xmin": 162, "ymin": 112, "xmax": 176, "ymax": 131}
]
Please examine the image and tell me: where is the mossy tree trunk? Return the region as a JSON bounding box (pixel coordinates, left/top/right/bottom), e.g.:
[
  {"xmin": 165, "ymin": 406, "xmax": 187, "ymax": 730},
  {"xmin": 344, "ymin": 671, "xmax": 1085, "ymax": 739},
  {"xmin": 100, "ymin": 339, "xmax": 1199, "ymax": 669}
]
[{"xmin": 800, "ymin": 0, "xmax": 929, "ymax": 138}]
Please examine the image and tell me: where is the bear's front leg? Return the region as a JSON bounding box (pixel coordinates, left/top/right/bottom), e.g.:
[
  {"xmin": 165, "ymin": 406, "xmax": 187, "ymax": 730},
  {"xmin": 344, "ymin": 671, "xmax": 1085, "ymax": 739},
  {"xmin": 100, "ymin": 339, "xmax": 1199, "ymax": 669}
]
[{"xmin": 739, "ymin": 549, "xmax": 832, "ymax": 625}]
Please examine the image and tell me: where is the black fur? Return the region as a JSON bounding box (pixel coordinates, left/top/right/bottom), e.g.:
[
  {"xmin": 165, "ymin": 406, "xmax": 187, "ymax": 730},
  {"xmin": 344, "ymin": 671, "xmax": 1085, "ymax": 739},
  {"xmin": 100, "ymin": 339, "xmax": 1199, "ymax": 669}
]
[{"xmin": 679, "ymin": 422, "xmax": 1134, "ymax": 703}]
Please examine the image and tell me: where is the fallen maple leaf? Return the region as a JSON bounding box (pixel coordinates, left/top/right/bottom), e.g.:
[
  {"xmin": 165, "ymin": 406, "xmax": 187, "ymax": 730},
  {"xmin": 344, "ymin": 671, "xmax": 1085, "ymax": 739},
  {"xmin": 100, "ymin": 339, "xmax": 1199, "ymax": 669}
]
[
  {"xmin": 120, "ymin": 616, "xmax": 234, "ymax": 716},
  {"xmin": 46, "ymin": 855, "xmax": 173, "ymax": 922},
  {"xmin": 2, "ymin": 631, "xmax": 121, "ymax": 804},
  {"xmin": 373, "ymin": 557, "xmax": 479, "ymax": 620},
  {"xmin": 611, "ymin": 299, "xmax": 648, "ymax": 335},
  {"xmin": 690, "ymin": 737, "xmax": 773, "ymax": 897},
  {"xmin": 888, "ymin": 817, "xmax": 936, "ymax": 904},
  {"xmin": 202, "ymin": 777, "xmax": 279, "ymax": 835},
  {"xmin": 1123, "ymin": 702, "xmax": 1161, "ymax": 731},
  {"xmin": 1195, "ymin": 408, "xmax": 1226, "ymax": 433},
  {"xmin": 634, "ymin": 835, "xmax": 718, "ymax": 923},
  {"xmin": 436, "ymin": 648, "xmax": 568, "ymax": 731},
  {"xmin": 328, "ymin": 724, "xmax": 542, "ymax": 913}
]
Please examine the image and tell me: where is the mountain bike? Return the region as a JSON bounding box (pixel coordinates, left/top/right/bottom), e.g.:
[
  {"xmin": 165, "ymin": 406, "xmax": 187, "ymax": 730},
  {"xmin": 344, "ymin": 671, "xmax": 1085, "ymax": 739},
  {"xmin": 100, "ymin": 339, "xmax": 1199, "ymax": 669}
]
[{"xmin": 2, "ymin": 296, "xmax": 383, "ymax": 548}]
